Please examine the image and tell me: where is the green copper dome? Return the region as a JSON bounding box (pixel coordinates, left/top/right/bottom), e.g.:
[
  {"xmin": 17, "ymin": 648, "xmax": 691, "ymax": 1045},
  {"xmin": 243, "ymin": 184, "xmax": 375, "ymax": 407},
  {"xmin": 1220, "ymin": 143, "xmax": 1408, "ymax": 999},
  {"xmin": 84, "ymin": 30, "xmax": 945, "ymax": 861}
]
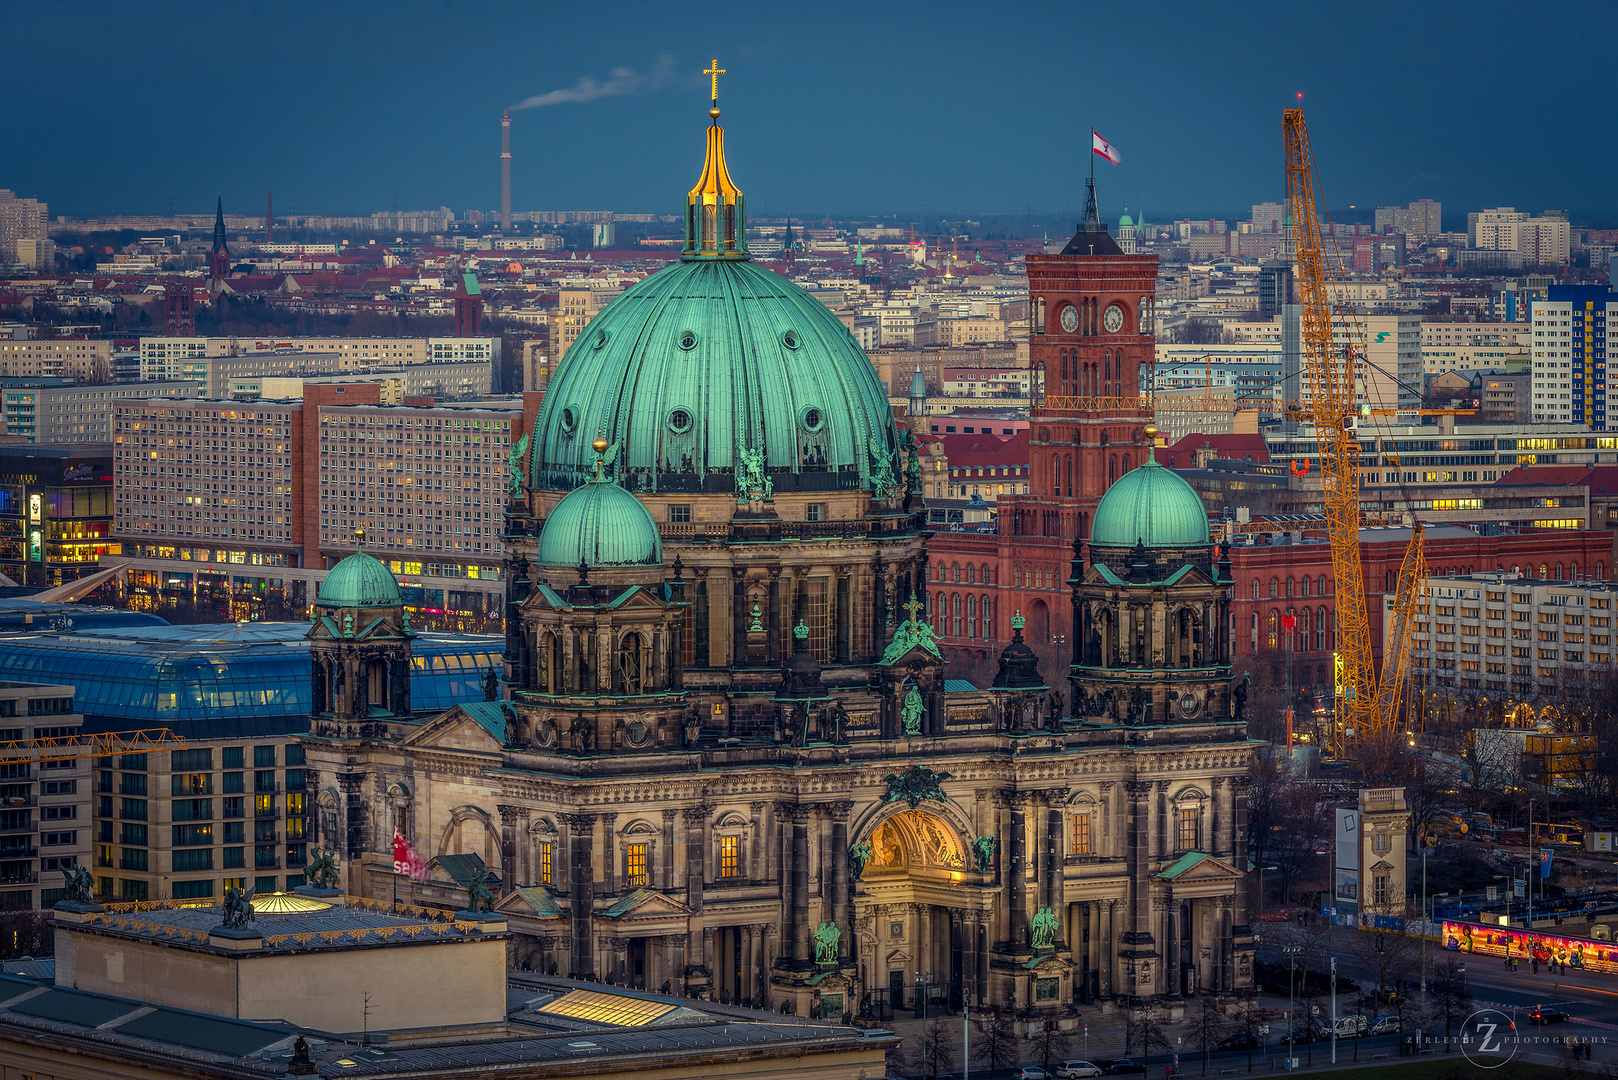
[
  {"xmin": 318, "ymin": 546, "xmax": 403, "ymax": 608},
  {"xmin": 537, "ymin": 475, "xmax": 664, "ymax": 568},
  {"xmin": 530, "ymin": 258, "xmax": 898, "ymax": 495},
  {"xmin": 530, "ymin": 95, "xmax": 897, "ymax": 498},
  {"xmin": 1090, "ymin": 450, "xmax": 1210, "ymax": 549}
]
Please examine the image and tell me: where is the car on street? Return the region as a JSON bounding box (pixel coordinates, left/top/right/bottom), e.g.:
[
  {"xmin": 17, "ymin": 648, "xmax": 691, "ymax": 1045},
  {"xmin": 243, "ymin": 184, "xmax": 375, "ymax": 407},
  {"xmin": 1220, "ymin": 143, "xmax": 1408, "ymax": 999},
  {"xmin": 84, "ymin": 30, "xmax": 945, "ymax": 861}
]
[
  {"xmin": 1057, "ymin": 1063, "xmax": 1104, "ymax": 1078},
  {"xmin": 1529, "ymin": 1007, "xmax": 1569, "ymax": 1025},
  {"xmin": 1370, "ymin": 1016, "xmax": 1401, "ymax": 1036},
  {"xmin": 1013, "ymin": 1069, "xmax": 1050, "ymax": 1080},
  {"xmin": 1099, "ymin": 1060, "xmax": 1146, "ymax": 1075},
  {"xmin": 1217, "ymin": 1033, "xmax": 1260, "ymax": 1051}
]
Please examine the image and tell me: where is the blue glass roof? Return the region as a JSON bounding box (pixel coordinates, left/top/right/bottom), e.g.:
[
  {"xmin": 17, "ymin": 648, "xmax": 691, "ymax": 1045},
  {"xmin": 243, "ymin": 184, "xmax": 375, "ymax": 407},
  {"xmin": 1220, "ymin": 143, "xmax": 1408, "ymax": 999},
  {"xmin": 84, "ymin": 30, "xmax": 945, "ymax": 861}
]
[{"xmin": 0, "ymin": 622, "xmax": 502, "ymax": 736}]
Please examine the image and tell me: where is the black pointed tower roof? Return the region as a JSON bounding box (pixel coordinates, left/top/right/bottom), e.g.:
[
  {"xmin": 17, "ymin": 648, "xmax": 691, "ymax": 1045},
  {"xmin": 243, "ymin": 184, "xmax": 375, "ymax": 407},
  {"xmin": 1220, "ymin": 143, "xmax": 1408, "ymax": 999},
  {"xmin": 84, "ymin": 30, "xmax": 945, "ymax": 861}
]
[{"xmin": 212, "ymin": 196, "xmax": 229, "ymax": 254}]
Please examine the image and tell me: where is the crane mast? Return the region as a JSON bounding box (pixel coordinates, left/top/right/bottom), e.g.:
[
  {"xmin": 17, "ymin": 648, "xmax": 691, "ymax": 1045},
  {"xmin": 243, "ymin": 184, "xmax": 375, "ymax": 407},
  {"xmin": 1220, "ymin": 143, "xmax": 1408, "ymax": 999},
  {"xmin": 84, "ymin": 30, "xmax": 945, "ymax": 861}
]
[{"xmin": 1283, "ymin": 109, "xmax": 1424, "ymax": 770}]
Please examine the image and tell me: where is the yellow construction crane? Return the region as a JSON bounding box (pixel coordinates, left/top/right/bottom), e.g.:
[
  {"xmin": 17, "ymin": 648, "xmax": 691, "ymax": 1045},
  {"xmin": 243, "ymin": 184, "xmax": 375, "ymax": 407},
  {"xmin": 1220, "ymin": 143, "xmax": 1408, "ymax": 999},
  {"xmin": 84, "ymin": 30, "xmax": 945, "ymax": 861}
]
[
  {"xmin": 0, "ymin": 729, "xmax": 185, "ymax": 765},
  {"xmin": 1283, "ymin": 108, "xmax": 1426, "ymax": 774}
]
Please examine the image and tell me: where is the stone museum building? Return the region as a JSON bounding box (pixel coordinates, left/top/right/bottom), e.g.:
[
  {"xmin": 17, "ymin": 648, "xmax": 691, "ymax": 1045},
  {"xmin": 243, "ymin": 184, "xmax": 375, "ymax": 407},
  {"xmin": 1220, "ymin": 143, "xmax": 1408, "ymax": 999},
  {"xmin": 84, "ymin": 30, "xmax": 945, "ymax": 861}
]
[{"xmin": 303, "ymin": 81, "xmax": 1255, "ymax": 1021}]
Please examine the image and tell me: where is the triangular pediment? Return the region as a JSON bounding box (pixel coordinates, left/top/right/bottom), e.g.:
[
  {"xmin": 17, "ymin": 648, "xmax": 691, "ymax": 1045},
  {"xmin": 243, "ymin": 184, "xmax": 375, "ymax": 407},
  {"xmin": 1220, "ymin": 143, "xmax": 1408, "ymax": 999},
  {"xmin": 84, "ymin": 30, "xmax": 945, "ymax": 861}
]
[
  {"xmin": 1157, "ymin": 851, "xmax": 1242, "ymax": 882},
  {"xmin": 497, "ymin": 886, "xmax": 566, "ymax": 918},
  {"xmin": 401, "ymin": 704, "xmax": 507, "ymax": 754},
  {"xmin": 601, "ymin": 888, "xmax": 693, "ymax": 920}
]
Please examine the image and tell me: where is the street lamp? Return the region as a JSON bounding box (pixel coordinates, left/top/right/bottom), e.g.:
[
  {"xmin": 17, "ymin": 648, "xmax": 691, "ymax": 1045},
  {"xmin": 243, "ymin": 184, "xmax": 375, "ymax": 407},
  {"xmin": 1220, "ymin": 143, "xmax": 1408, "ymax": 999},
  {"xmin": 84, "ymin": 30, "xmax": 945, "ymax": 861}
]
[{"xmin": 1283, "ymin": 945, "xmax": 1302, "ymax": 1066}]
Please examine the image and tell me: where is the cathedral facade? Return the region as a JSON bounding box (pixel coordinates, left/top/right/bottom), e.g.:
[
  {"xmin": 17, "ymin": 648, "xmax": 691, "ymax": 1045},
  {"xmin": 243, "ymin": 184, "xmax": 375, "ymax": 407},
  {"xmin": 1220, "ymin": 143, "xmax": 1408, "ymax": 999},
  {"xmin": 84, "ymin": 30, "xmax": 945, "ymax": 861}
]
[{"xmin": 302, "ymin": 80, "xmax": 1254, "ymax": 1021}]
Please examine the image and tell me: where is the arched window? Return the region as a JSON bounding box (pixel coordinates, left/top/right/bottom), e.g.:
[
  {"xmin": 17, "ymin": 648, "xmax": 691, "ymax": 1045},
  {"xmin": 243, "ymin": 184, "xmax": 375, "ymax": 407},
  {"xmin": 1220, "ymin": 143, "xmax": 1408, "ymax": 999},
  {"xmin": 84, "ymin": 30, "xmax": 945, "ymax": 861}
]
[
  {"xmin": 953, "ymin": 593, "xmax": 963, "ymax": 637},
  {"xmin": 1109, "ymin": 455, "xmax": 1117, "ymax": 485},
  {"xmin": 981, "ymin": 563, "xmax": 992, "ymax": 584},
  {"xmin": 952, "ymin": 562, "xmax": 961, "ymax": 583},
  {"xmin": 1036, "ymin": 297, "xmax": 1046, "ymax": 333},
  {"xmin": 1556, "ymin": 563, "xmax": 1565, "ymax": 581},
  {"xmin": 1300, "ymin": 576, "xmax": 1311, "ymax": 597},
  {"xmin": 1060, "ymin": 348, "xmax": 1069, "ymax": 385},
  {"xmin": 1270, "ymin": 577, "xmax": 1279, "ymax": 598},
  {"xmin": 1267, "ymin": 610, "xmax": 1279, "ymax": 650},
  {"xmin": 1121, "ymin": 454, "xmax": 1131, "ymax": 473},
  {"xmin": 1287, "ymin": 576, "xmax": 1295, "ymax": 598},
  {"xmin": 981, "ymin": 595, "xmax": 993, "ymax": 639},
  {"xmin": 1315, "ymin": 606, "xmax": 1326, "ymax": 651},
  {"xmin": 1599, "ymin": 561, "xmax": 1607, "ymax": 580},
  {"xmin": 1572, "ymin": 561, "xmax": 1579, "ymax": 580},
  {"xmin": 1540, "ymin": 563, "xmax": 1549, "ymax": 580},
  {"xmin": 967, "ymin": 594, "xmax": 978, "ymax": 639},
  {"xmin": 1066, "ymin": 455, "xmax": 1074, "ymax": 494},
  {"xmin": 966, "ymin": 564, "xmax": 975, "ymax": 585},
  {"xmin": 618, "ymin": 632, "xmax": 643, "ymax": 694},
  {"xmin": 1318, "ymin": 575, "xmax": 1328, "ymax": 596},
  {"xmin": 1251, "ymin": 579, "xmax": 1260, "ymax": 600}
]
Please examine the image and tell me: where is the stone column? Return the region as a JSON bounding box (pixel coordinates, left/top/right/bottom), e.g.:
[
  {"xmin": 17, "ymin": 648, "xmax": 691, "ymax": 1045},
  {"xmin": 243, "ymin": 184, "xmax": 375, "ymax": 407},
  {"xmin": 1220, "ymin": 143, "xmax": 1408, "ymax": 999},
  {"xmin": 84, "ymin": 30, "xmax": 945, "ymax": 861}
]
[
  {"xmin": 783, "ymin": 802, "xmax": 812, "ymax": 966},
  {"xmin": 683, "ymin": 807, "xmax": 708, "ymax": 913},
  {"xmin": 564, "ymin": 812, "xmax": 597, "ymax": 978},
  {"xmin": 700, "ymin": 925, "xmax": 715, "ymax": 980},
  {"xmin": 742, "ymin": 924, "xmax": 761, "ymax": 1004},
  {"xmin": 666, "ymin": 933, "xmax": 687, "ymax": 996},
  {"xmin": 975, "ymin": 915, "xmax": 990, "ymax": 1005},
  {"xmin": 1125, "ymin": 782, "xmax": 1154, "ymax": 949},
  {"xmin": 748, "ymin": 802, "xmax": 766, "ymax": 882},
  {"xmin": 497, "ymin": 805, "xmax": 519, "ymax": 887},
  {"xmin": 600, "ymin": 811, "xmax": 618, "ymax": 895},
  {"xmin": 829, "ymin": 801, "xmax": 852, "ymax": 958},
  {"xmin": 1045, "ymin": 790, "xmax": 1067, "ymax": 945},
  {"xmin": 1005, "ymin": 790, "xmax": 1029, "ymax": 949},
  {"xmin": 662, "ymin": 809, "xmax": 677, "ymax": 891}
]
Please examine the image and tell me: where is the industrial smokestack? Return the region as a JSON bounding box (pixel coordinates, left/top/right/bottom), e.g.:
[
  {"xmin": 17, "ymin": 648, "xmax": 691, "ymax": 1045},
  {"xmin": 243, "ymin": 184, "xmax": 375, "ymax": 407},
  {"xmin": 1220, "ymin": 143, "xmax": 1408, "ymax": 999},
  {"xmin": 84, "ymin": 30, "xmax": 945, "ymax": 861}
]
[{"xmin": 500, "ymin": 109, "xmax": 512, "ymax": 233}]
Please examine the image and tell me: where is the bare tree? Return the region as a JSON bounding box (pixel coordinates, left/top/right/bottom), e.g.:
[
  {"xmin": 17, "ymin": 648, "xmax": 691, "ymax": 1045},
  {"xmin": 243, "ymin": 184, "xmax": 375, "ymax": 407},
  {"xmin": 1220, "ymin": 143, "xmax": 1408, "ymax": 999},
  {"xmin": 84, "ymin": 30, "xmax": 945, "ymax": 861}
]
[
  {"xmin": 1130, "ymin": 1006, "xmax": 1175, "ymax": 1076},
  {"xmin": 917, "ymin": 1016, "xmax": 955, "ymax": 1080},
  {"xmin": 1186, "ymin": 993, "xmax": 1229, "ymax": 1076},
  {"xmin": 1339, "ymin": 926, "xmax": 1419, "ymax": 1016},
  {"xmin": 1226, "ymin": 999, "xmax": 1269, "ymax": 1073},
  {"xmin": 1457, "ymin": 729, "xmax": 1520, "ymax": 815},
  {"xmin": 1427, "ymin": 956, "xmax": 1474, "ymax": 1052},
  {"xmin": 973, "ymin": 1010, "xmax": 1018, "ymax": 1077},
  {"xmin": 1033, "ymin": 1017, "xmax": 1072, "ymax": 1075}
]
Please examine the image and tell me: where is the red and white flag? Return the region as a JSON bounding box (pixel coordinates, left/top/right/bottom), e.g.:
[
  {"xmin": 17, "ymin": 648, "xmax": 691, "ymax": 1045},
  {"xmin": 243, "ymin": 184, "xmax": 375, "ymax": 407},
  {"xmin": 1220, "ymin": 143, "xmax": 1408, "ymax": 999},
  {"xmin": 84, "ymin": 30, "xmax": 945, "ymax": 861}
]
[
  {"xmin": 393, "ymin": 828, "xmax": 429, "ymax": 883},
  {"xmin": 1092, "ymin": 130, "xmax": 1122, "ymax": 165}
]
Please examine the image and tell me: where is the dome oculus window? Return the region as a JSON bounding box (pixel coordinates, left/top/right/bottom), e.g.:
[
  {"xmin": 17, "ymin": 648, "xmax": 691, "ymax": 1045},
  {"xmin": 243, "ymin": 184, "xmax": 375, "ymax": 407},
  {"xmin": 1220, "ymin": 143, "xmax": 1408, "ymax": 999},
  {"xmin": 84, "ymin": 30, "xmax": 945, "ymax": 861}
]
[
  {"xmin": 591, "ymin": 328, "xmax": 611, "ymax": 350},
  {"xmin": 799, "ymin": 406, "xmax": 824, "ymax": 433},
  {"xmin": 667, "ymin": 408, "xmax": 694, "ymax": 435},
  {"xmin": 781, "ymin": 329, "xmax": 801, "ymax": 350},
  {"xmin": 560, "ymin": 406, "xmax": 579, "ymax": 435},
  {"xmin": 678, "ymin": 330, "xmax": 698, "ymax": 351}
]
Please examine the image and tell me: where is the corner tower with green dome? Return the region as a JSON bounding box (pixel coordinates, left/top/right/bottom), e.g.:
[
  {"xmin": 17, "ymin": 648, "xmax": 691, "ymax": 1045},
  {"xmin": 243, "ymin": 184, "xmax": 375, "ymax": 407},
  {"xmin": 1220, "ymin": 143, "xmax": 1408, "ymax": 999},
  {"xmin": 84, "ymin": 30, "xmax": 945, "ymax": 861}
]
[
  {"xmin": 1069, "ymin": 426, "xmax": 1236, "ymax": 727},
  {"xmin": 506, "ymin": 66, "xmax": 930, "ymax": 727}
]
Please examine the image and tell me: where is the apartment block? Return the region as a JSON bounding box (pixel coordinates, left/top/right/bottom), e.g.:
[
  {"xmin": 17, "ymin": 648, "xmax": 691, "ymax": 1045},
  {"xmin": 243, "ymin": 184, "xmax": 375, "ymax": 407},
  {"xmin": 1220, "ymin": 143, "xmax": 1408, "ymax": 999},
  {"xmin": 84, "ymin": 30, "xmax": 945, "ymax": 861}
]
[
  {"xmin": 0, "ymin": 683, "xmax": 90, "ymax": 911},
  {"xmin": 0, "ymin": 339, "xmax": 113, "ymax": 382},
  {"xmin": 111, "ymin": 384, "xmax": 520, "ymax": 623},
  {"xmin": 137, "ymin": 336, "xmax": 499, "ymax": 382},
  {"xmin": 1531, "ymin": 285, "xmax": 1617, "ymax": 428},
  {"xmin": 92, "ymin": 736, "xmax": 311, "ymax": 903},
  {"xmin": 9, "ymin": 381, "xmax": 199, "ymax": 443},
  {"xmin": 0, "ymin": 191, "xmax": 48, "ymax": 266},
  {"xmin": 1401, "ymin": 568, "xmax": 1618, "ymax": 701}
]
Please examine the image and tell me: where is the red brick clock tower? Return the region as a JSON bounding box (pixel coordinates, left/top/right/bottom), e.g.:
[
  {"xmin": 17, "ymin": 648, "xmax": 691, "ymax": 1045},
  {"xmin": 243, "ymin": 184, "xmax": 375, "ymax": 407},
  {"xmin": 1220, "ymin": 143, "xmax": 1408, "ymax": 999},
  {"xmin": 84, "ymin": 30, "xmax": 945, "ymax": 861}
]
[{"xmin": 1018, "ymin": 181, "xmax": 1159, "ymax": 541}]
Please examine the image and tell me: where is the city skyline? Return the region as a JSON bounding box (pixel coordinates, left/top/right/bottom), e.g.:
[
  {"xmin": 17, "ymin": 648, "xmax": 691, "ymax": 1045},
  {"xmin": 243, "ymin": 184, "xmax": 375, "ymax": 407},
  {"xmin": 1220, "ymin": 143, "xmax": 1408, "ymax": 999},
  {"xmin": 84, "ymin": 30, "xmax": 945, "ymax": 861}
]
[{"xmin": 5, "ymin": 0, "xmax": 1616, "ymax": 221}]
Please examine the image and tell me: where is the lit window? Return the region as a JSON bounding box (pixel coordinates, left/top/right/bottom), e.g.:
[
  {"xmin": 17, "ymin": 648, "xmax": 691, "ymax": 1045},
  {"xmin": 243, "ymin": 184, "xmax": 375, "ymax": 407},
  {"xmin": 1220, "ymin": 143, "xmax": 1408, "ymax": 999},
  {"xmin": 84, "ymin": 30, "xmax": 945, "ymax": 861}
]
[
  {"xmin": 1070, "ymin": 813, "xmax": 1091, "ymax": 856},
  {"xmin": 539, "ymin": 840, "xmax": 554, "ymax": 886},
  {"xmin": 625, "ymin": 843, "xmax": 647, "ymax": 887},
  {"xmin": 720, "ymin": 835, "xmax": 740, "ymax": 878}
]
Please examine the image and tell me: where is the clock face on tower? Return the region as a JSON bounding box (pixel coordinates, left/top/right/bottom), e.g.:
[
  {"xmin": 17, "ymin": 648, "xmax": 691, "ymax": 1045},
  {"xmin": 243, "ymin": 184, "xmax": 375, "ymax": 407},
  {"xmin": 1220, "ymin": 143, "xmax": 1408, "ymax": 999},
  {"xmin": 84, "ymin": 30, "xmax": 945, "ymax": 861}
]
[
  {"xmin": 1103, "ymin": 303, "xmax": 1125, "ymax": 333},
  {"xmin": 1059, "ymin": 304, "xmax": 1079, "ymax": 333}
]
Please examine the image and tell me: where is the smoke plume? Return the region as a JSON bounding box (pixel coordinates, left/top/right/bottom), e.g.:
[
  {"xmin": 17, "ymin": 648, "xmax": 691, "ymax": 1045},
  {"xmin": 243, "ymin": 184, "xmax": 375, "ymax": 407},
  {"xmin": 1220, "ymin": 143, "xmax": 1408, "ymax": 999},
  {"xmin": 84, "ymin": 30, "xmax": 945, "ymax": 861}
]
[{"xmin": 511, "ymin": 53, "xmax": 679, "ymax": 110}]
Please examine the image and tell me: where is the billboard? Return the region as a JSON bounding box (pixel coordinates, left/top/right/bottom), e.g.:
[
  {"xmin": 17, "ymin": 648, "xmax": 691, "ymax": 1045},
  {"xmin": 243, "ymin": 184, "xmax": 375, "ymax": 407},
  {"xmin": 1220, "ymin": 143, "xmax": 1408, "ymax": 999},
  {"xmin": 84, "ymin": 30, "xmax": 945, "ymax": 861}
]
[
  {"xmin": 1336, "ymin": 808, "xmax": 1359, "ymax": 871},
  {"xmin": 1442, "ymin": 920, "xmax": 1618, "ymax": 975}
]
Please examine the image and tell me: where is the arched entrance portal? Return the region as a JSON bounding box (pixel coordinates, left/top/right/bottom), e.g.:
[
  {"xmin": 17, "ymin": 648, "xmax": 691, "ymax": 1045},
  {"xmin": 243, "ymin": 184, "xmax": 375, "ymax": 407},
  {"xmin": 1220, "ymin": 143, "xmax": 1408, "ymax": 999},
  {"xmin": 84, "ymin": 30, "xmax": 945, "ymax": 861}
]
[{"xmin": 856, "ymin": 808, "xmax": 986, "ymax": 1020}]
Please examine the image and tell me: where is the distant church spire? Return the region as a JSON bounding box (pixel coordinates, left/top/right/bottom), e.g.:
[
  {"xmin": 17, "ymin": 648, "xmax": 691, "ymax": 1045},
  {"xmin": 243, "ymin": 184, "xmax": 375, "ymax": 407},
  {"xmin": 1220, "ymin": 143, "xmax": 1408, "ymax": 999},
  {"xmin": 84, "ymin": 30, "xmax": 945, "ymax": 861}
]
[
  {"xmin": 209, "ymin": 195, "xmax": 231, "ymax": 284},
  {"xmin": 212, "ymin": 195, "xmax": 228, "ymax": 253}
]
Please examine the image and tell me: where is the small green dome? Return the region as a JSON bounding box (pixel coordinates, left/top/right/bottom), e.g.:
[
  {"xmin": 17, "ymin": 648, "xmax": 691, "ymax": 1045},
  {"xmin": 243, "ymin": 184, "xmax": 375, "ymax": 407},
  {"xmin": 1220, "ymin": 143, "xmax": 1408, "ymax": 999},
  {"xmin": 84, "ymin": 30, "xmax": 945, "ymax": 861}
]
[
  {"xmin": 1090, "ymin": 451, "xmax": 1209, "ymax": 549},
  {"xmin": 1118, "ymin": 210, "xmax": 1134, "ymax": 227},
  {"xmin": 537, "ymin": 475, "xmax": 663, "ymax": 568},
  {"xmin": 318, "ymin": 548, "xmax": 402, "ymax": 608}
]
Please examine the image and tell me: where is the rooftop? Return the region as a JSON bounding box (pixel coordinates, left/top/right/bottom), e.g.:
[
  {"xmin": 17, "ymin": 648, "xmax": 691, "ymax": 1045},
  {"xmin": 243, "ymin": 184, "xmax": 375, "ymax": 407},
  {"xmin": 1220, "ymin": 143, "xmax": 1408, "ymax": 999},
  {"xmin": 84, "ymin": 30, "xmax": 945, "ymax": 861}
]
[{"xmin": 0, "ymin": 621, "xmax": 501, "ymax": 733}]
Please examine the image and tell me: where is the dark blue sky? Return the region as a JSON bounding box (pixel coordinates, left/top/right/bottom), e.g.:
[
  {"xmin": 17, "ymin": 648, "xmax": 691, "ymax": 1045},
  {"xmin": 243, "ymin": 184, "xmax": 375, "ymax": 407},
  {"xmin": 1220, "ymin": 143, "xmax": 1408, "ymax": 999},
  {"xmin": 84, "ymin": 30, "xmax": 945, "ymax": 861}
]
[{"xmin": 6, "ymin": 0, "xmax": 1613, "ymax": 222}]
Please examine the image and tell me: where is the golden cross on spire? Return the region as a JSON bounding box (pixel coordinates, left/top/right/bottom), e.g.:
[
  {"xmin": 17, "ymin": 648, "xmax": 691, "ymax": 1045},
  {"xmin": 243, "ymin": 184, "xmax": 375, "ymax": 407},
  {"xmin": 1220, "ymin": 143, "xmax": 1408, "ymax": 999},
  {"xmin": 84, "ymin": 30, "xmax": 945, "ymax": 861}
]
[
  {"xmin": 903, "ymin": 594, "xmax": 925, "ymax": 624},
  {"xmin": 704, "ymin": 59, "xmax": 726, "ymax": 102}
]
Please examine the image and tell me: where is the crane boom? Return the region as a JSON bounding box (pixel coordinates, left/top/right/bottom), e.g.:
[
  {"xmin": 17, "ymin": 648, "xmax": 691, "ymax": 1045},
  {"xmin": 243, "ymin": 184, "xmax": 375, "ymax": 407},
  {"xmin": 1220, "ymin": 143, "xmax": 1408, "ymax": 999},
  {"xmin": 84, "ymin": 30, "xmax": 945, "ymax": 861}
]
[
  {"xmin": 1284, "ymin": 108, "xmax": 1424, "ymax": 768},
  {"xmin": 0, "ymin": 729, "xmax": 185, "ymax": 765}
]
